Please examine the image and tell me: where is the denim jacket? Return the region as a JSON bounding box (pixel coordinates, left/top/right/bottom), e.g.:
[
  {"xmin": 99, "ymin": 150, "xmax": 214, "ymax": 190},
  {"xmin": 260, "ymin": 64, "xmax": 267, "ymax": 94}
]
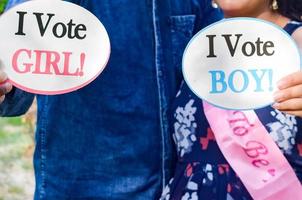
[{"xmin": 2, "ymin": 0, "xmax": 222, "ymax": 199}]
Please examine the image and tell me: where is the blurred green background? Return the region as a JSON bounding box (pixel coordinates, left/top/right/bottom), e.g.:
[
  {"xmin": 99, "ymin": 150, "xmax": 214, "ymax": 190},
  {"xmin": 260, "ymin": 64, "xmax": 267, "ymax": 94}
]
[
  {"xmin": 0, "ymin": 105, "xmax": 36, "ymax": 200},
  {"xmin": 0, "ymin": 0, "xmax": 8, "ymax": 13},
  {"xmin": 0, "ymin": 1, "xmax": 35, "ymax": 199}
]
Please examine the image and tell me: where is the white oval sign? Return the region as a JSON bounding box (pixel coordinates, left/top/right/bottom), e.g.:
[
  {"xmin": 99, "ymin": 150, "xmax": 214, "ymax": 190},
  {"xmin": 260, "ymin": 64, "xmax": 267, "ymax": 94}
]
[
  {"xmin": 0, "ymin": 0, "xmax": 110, "ymax": 95},
  {"xmin": 183, "ymin": 18, "xmax": 301, "ymax": 110}
]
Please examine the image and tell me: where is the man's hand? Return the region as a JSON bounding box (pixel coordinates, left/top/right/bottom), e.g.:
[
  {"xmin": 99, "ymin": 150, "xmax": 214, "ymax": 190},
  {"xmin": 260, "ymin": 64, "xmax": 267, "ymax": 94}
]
[{"xmin": 0, "ymin": 70, "xmax": 13, "ymax": 104}]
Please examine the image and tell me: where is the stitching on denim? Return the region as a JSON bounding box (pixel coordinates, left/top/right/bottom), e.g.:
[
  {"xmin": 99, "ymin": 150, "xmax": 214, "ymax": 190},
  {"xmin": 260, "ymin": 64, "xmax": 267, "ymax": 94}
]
[
  {"xmin": 38, "ymin": 96, "xmax": 49, "ymax": 199},
  {"xmin": 152, "ymin": 0, "xmax": 168, "ymax": 190}
]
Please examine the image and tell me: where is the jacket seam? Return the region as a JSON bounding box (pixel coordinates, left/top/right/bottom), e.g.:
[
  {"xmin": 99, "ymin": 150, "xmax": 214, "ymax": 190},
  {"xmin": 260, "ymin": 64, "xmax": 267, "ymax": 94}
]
[
  {"xmin": 152, "ymin": 0, "xmax": 167, "ymax": 190},
  {"xmin": 38, "ymin": 96, "xmax": 49, "ymax": 199}
]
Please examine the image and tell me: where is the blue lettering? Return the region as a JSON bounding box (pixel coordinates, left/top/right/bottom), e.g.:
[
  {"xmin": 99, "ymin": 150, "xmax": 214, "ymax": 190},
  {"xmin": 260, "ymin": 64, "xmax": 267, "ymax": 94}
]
[
  {"xmin": 209, "ymin": 70, "xmax": 227, "ymax": 93},
  {"xmin": 228, "ymin": 70, "xmax": 249, "ymax": 93}
]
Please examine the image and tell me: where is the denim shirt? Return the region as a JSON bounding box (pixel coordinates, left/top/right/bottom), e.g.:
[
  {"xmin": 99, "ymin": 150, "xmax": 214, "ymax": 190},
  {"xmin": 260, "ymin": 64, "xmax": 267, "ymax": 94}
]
[{"xmin": 2, "ymin": 0, "xmax": 222, "ymax": 199}]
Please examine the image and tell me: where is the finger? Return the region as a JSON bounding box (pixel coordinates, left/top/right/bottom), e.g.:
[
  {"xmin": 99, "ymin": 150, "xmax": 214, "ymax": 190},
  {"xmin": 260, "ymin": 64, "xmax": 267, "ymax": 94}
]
[
  {"xmin": 272, "ymin": 98, "xmax": 302, "ymax": 111},
  {"xmin": 274, "ymin": 84, "xmax": 302, "ymax": 102},
  {"xmin": 281, "ymin": 110, "xmax": 302, "ymax": 117},
  {"xmin": 277, "ymin": 71, "xmax": 302, "ymax": 90},
  {"xmin": 0, "ymin": 82, "xmax": 12, "ymax": 96},
  {"xmin": 0, "ymin": 71, "xmax": 7, "ymax": 83},
  {"xmin": 5, "ymin": 82, "xmax": 13, "ymax": 93}
]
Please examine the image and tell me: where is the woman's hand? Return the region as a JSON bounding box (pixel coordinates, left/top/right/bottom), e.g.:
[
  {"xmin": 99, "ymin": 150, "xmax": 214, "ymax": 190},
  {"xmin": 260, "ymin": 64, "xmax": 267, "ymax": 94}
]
[
  {"xmin": 0, "ymin": 70, "xmax": 13, "ymax": 104},
  {"xmin": 273, "ymin": 28, "xmax": 302, "ymax": 116},
  {"xmin": 273, "ymin": 71, "xmax": 302, "ymax": 117}
]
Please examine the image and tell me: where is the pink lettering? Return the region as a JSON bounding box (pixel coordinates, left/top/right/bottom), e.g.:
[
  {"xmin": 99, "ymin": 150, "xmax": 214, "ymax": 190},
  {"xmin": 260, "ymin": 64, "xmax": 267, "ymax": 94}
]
[
  {"xmin": 12, "ymin": 49, "xmax": 33, "ymax": 73},
  {"xmin": 252, "ymin": 159, "xmax": 269, "ymax": 168},
  {"xmin": 244, "ymin": 141, "xmax": 268, "ymax": 158},
  {"xmin": 11, "ymin": 48, "xmax": 85, "ymax": 76}
]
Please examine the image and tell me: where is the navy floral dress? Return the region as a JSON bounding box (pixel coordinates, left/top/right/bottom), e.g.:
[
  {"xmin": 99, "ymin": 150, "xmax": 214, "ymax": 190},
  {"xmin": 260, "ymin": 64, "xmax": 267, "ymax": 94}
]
[{"xmin": 161, "ymin": 21, "xmax": 302, "ymax": 200}]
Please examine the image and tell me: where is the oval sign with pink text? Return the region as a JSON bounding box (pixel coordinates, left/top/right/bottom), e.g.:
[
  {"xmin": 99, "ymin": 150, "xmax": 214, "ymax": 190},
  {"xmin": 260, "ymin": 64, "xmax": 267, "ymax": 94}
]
[
  {"xmin": 0, "ymin": 0, "xmax": 110, "ymax": 95},
  {"xmin": 183, "ymin": 18, "xmax": 301, "ymax": 110}
]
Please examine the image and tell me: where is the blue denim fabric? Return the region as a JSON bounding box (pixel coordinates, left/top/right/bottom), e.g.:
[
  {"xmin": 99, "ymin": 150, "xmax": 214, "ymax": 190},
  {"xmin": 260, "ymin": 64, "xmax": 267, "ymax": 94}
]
[{"xmin": 2, "ymin": 0, "xmax": 222, "ymax": 199}]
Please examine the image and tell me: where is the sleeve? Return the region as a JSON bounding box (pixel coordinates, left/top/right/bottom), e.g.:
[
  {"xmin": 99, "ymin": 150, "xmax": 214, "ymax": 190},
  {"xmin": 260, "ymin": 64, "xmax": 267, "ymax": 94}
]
[
  {"xmin": 0, "ymin": 88, "xmax": 34, "ymax": 117},
  {"xmin": 0, "ymin": 0, "xmax": 35, "ymax": 117}
]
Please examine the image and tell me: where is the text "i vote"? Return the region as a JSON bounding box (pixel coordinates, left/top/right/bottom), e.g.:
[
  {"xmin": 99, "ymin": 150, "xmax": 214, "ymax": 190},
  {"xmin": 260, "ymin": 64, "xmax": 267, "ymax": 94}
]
[
  {"xmin": 15, "ymin": 11, "xmax": 87, "ymax": 39},
  {"xmin": 206, "ymin": 34, "xmax": 275, "ymax": 94}
]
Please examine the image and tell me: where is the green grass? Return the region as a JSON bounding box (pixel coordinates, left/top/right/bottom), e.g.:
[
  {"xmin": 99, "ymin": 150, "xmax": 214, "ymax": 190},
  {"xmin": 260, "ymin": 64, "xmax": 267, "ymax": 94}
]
[
  {"xmin": 0, "ymin": 116, "xmax": 34, "ymax": 200},
  {"xmin": 3, "ymin": 117, "xmax": 23, "ymax": 126},
  {"xmin": 8, "ymin": 186, "xmax": 24, "ymax": 195},
  {"xmin": 0, "ymin": 0, "xmax": 8, "ymax": 13}
]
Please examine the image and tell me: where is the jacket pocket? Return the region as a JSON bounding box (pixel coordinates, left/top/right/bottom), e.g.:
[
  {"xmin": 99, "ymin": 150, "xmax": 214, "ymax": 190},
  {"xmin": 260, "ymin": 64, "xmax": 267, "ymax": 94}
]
[{"xmin": 170, "ymin": 15, "xmax": 196, "ymax": 74}]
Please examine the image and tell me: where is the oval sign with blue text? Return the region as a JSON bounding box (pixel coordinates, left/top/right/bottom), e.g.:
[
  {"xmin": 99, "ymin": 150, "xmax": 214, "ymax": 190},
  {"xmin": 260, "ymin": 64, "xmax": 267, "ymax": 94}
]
[{"xmin": 183, "ymin": 18, "xmax": 301, "ymax": 110}]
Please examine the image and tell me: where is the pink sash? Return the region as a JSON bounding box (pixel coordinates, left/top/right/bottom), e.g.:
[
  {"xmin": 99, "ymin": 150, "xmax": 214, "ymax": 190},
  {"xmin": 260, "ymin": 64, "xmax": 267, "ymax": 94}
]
[{"xmin": 203, "ymin": 102, "xmax": 302, "ymax": 200}]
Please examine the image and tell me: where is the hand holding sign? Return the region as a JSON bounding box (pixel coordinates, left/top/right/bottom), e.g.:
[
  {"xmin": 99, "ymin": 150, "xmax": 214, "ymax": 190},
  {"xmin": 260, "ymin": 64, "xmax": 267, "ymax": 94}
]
[
  {"xmin": 273, "ymin": 71, "xmax": 302, "ymax": 116},
  {"xmin": 0, "ymin": 69, "xmax": 12, "ymax": 103},
  {"xmin": 183, "ymin": 18, "xmax": 301, "ymax": 110},
  {"xmin": 0, "ymin": 0, "xmax": 110, "ymax": 95}
]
